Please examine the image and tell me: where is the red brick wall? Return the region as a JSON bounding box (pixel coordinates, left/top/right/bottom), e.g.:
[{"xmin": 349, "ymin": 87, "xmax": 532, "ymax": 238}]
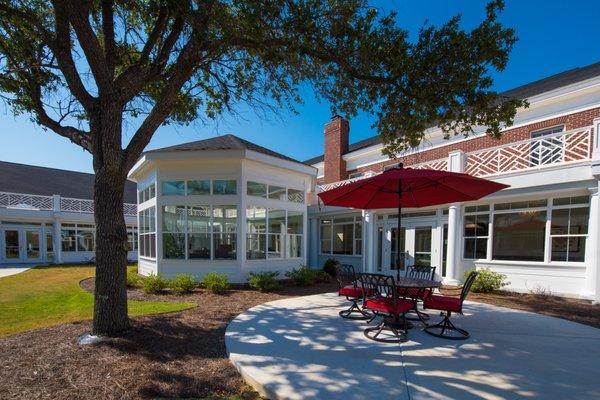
[
  {"xmin": 348, "ymin": 107, "xmax": 600, "ymax": 175},
  {"xmin": 323, "ymin": 116, "xmax": 349, "ymax": 183}
]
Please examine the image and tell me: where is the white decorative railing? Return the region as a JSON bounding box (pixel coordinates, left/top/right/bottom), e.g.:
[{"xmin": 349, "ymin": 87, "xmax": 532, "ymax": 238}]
[
  {"xmin": 411, "ymin": 158, "xmax": 449, "ymax": 171},
  {"xmin": 0, "ymin": 191, "xmax": 54, "ymax": 210},
  {"xmin": 60, "ymin": 197, "xmax": 95, "ymax": 214},
  {"xmin": 0, "ymin": 191, "xmax": 136, "ymax": 216},
  {"xmin": 465, "ymin": 127, "xmax": 592, "ymax": 177}
]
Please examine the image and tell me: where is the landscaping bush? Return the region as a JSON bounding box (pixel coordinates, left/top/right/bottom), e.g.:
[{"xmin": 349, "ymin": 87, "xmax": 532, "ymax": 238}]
[
  {"xmin": 285, "ymin": 266, "xmax": 329, "ymax": 286},
  {"xmin": 126, "ymin": 271, "xmax": 142, "ymax": 288},
  {"xmin": 202, "ymin": 272, "xmax": 229, "ymax": 294},
  {"xmin": 248, "ymin": 271, "xmax": 280, "ymax": 292},
  {"xmin": 142, "ymin": 274, "xmax": 168, "ymax": 294},
  {"xmin": 170, "ymin": 274, "xmax": 197, "ymax": 295},
  {"xmin": 467, "ymin": 268, "xmax": 509, "ymax": 293},
  {"xmin": 322, "ymin": 258, "xmax": 340, "ymax": 277}
]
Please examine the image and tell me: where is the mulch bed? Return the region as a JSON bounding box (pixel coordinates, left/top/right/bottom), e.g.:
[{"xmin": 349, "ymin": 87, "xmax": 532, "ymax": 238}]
[{"xmin": 1, "ymin": 279, "xmax": 598, "ymax": 400}]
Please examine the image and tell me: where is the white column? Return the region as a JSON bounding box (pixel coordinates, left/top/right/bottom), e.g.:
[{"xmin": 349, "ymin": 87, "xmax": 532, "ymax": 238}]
[
  {"xmin": 308, "ymin": 217, "xmax": 319, "ymax": 267},
  {"xmin": 584, "ymin": 183, "xmax": 600, "ymax": 302},
  {"xmin": 445, "ymin": 204, "xmax": 461, "ymax": 285},
  {"xmin": 52, "ymin": 217, "xmax": 62, "ymax": 264},
  {"xmin": 444, "ymin": 150, "xmax": 466, "ymax": 285},
  {"xmin": 362, "ymin": 210, "xmax": 376, "ymax": 273}
]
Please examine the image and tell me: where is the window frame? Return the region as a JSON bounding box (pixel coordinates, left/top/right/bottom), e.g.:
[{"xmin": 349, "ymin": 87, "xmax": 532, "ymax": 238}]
[{"xmin": 319, "ymin": 216, "xmax": 362, "ymax": 256}]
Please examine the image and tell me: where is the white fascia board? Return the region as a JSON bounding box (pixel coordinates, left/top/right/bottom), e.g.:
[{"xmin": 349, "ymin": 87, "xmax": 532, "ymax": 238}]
[
  {"xmin": 244, "ymin": 149, "xmax": 317, "ymax": 177},
  {"xmin": 127, "ymin": 154, "xmax": 147, "ymax": 181}
]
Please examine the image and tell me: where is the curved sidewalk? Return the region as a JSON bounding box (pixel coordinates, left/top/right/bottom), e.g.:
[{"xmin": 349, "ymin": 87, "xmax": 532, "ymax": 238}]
[{"xmin": 226, "ymin": 292, "xmax": 600, "ymax": 400}]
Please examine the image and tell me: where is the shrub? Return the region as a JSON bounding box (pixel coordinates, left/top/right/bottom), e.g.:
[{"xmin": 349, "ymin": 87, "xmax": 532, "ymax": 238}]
[
  {"xmin": 170, "ymin": 274, "xmax": 197, "ymax": 295},
  {"xmin": 467, "ymin": 268, "xmax": 509, "ymax": 293},
  {"xmin": 142, "ymin": 274, "xmax": 168, "ymax": 294},
  {"xmin": 285, "ymin": 266, "xmax": 327, "ymax": 286},
  {"xmin": 126, "ymin": 271, "xmax": 142, "ymax": 288},
  {"xmin": 202, "ymin": 272, "xmax": 229, "ymax": 294},
  {"xmin": 248, "ymin": 271, "xmax": 280, "ymax": 292},
  {"xmin": 322, "ymin": 258, "xmax": 340, "ymax": 277}
]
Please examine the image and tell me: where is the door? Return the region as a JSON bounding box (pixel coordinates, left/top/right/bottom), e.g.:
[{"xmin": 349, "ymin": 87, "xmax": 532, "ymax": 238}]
[
  {"xmin": 377, "ymin": 220, "xmax": 436, "ymax": 274},
  {"xmin": 1, "ymin": 227, "xmax": 43, "ymax": 263}
]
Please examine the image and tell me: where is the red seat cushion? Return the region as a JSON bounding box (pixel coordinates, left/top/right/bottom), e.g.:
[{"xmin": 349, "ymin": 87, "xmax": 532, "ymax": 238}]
[
  {"xmin": 423, "ymin": 295, "xmax": 462, "ymax": 313},
  {"xmin": 364, "ymin": 298, "xmax": 414, "ymax": 315},
  {"xmin": 339, "ymin": 285, "xmax": 364, "ymax": 298},
  {"xmin": 402, "ymin": 287, "xmax": 431, "ymax": 299}
]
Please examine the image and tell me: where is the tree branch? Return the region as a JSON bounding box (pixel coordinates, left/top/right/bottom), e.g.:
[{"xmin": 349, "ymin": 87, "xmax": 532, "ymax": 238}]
[{"xmin": 101, "ymin": 0, "xmax": 116, "ymax": 76}]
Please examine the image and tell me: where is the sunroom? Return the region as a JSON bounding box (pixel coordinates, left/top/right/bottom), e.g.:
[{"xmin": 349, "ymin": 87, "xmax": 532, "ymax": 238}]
[{"xmin": 128, "ymin": 135, "xmax": 316, "ymax": 283}]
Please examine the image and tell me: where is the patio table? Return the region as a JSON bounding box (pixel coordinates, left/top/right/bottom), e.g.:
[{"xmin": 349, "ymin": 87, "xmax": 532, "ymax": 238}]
[{"xmin": 393, "ymin": 276, "xmax": 442, "ymax": 329}]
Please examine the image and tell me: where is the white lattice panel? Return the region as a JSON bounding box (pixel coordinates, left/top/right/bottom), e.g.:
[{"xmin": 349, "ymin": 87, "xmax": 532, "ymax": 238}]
[
  {"xmin": 466, "ymin": 127, "xmax": 591, "ymax": 177},
  {"xmin": 60, "ymin": 197, "xmax": 95, "ymax": 213},
  {"xmin": 411, "ymin": 158, "xmax": 448, "ymax": 171},
  {"xmin": 0, "ymin": 192, "xmax": 54, "ymax": 210},
  {"xmin": 123, "ymin": 203, "xmax": 138, "ymax": 216}
]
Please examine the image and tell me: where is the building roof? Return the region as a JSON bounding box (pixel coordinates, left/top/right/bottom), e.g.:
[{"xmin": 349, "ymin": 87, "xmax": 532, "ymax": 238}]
[
  {"xmin": 0, "ymin": 161, "xmax": 137, "ymax": 203},
  {"xmin": 303, "ymin": 60, "xmax": 600, "ymax": 165},
  {"xmin": 146, "ymin": 133, "xmax": 309, "ymax": 166}
]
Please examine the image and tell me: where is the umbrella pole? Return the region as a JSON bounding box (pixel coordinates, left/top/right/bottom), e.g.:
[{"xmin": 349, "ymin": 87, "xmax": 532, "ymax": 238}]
[{"xmin": 396, "ymin": 176, "xmax": 402, "ymax": 282}]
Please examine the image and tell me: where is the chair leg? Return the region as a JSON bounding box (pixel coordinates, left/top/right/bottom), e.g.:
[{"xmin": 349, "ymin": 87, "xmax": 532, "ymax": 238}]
[
  {"xmin": 339, "ymin": 298, "xmax": 373, "ymax": 320},
  {"xmin": 423, "ymin": 311, "xmax": 470, "ymax": 340},
  {"xmin": 405, "ymin": 300, "xmax": 430, "ymax": 322},
  {"xmin": 364, "ymin": 315, "xmax": 408, "ymax": 343}
]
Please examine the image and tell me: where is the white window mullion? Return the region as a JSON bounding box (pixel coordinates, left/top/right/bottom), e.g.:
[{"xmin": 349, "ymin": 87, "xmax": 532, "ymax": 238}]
[
  {"xmin": 487, "ymin": 205, "xmax": 494, "ymax": 261},
  {"xmin": 544, "ymin": 201, "xmax": 552, "ymax": 264}
]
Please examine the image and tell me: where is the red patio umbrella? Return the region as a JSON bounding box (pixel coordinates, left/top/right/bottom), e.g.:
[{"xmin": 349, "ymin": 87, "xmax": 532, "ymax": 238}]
[{"xmin": 317, "ymin": 164, "xmax": 509, "ymax": 280}]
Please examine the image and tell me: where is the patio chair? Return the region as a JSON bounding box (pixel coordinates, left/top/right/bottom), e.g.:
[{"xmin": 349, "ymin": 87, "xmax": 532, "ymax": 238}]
[
  {"xmin": 402, "ymin": 265, "xmax": 437, "ymax": 321},
  {"xmin": 335, "ymin": 264, "xmax": 372, "ymax": 320},
  {"xmin": 422, "ymin": 271, "xmax": 478, "ymax": 340},
  {"xmin": 359, "ymin": 273, "xmax": 415, "ymax": 343}
]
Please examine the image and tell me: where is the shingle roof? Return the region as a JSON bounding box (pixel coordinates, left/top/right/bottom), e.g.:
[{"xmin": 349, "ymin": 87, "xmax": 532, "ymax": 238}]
[
  {"xmin": 0, "ymin": 161, "xmax": 137, "ymax": 203},
  {"xmin": 146, "ymin": 133, "xmax": 309, "ymax": 165},
  {"xmin": 303, "ymin": 60, "xmax": 600, "ymax": 164}
]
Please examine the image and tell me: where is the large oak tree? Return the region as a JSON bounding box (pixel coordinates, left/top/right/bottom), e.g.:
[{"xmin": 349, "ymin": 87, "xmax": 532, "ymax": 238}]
[{"xmin": 0, "ymin": 0, "xmax": 523, "ymax": 336}]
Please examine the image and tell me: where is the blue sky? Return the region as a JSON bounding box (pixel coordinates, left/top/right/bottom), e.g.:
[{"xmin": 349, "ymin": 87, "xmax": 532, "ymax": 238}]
[{"xmin": 1, "ymin": 0, "xmax": 600, "ymax": 173}]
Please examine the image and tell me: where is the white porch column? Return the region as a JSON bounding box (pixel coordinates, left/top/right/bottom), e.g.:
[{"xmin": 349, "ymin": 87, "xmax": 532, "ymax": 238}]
[
  {"xmin": 308, "ymin": 216, "xmax": 319, "ymax": 268},
  {"xmin": 584, "ymin": 184, "xmax": 600, "ymax": 302},
  {"xmin": 444, "ymin": 150, "xmax": 466, "ymax": 285},
  {"xmin": 362, "ymin": 210, "xmax": 376, "ymax": 272},
  {"xmin": 52, "ymin": 217, "xmax": 62, "ymax": 264},
  {"xmin": 445, "ymin": 204, "xmax": 461, "ymax": 285}
]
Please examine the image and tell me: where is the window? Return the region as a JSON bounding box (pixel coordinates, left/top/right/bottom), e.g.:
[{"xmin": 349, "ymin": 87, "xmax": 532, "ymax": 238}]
[
  {"xmin": 247, "ymin": 206, "xmax": 266, "ymax": 259},
  {"xmin": 383, "ymin": 163, "xmax": 400, "ymax": 171},
  {"xmin": 163, "ymin": 206, "xmax": 186, "ymax": 259},
  {"xmin": 268, "ymin": 185, "xmax": 286, "ymax": 200},
  {"xmin": 463, "ymin": 212, "xmax": 489, "ymax": 259},
  {"xmin": 288, "ymin": 188, "xmax": 304, "ymax": 203},
  {"xmin": 188, "ymin": 206, "xmax": 211, "ymax": 259},
  {"xmin": 213, "ymin": 180, "xmax": 237, "ymax": 195},
  {"xmin": 287, "ymin": 211, "xmax": 303, "ymax": 258},
  {"xmin": 550, "ymin": 196, "xmax": 589, "ymax": 262},
  {"xmin": 493, "ymin": 210, "xmax": 546, "ymax": 262},
  {"xmin": 530, "ymin": 125, "xmax": 565, "ymax": 167},
  {"xmin": 267, "ymin": 209, "xmax": 285, "ymax": 258},
  {"xmin": 348, "ymin": 172, "xmax": 364, "ymax": 179},
  {"xmin": 46, "ymin": 231, "xmax": 54, "ymax": 261},
  {"xmin": 138, "ymin": 183, "xmax": 156, "ymax": 203},
  {"xmin": 162, "ymin": 180, "xmax": 185, "ymax": 195},
  {"xmin": 61, "ymin": 223, "xmax": 95, "ymax": 253},
  {"xmin": 187, "ymin": 180, "xmax": 211, "ymax": 195},
  {"xmin": 138, "ymin": 207, "xmax": 156, "ymax": 258},
  {"xmin": 320, "ymin": 216, "xmax": 362, "ymax": 255},
  {"xmin": 212, "ymin": 206, "xmax": 237, "ymax": 259},
  {"xmin": 247, "ymin": 181, "xmax": 267, "ymax": 198},
  {"xmin": 126, "ymin": 227, "xmax": 138, "ymax": 251}
]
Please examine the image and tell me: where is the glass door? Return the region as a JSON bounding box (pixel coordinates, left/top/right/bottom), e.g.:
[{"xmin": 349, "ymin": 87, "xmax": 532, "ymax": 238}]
[
  {"xmin": 377, "ymin": 220, "xmax": 436, "ymax": 275},
  {"xmin": 25, "ymin": 229, "xmax": 42, "ymax": 262},
  {"xmin": 4, "ymin": 229, "xmax": 20, "ymax": 261}
]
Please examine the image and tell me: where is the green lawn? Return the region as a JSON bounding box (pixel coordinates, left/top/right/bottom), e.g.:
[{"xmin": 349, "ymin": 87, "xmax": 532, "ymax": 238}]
[{"xmin": 0, "ymin": 264, "xmax": 196, "ymax": 337}]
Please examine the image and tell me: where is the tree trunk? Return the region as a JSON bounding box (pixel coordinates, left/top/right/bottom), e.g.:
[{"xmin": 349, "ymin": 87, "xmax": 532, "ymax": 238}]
[
  {"xmin": 91, "ymin": 100, "xmax": 130, "ymax": 336},
  {"xmin": 92, "ymin": 167, "xmax": 130, "ymax": 335}
]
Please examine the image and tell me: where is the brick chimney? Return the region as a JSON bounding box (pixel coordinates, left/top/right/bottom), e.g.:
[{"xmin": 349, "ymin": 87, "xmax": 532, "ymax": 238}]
[{"xmin": 323, "ymin": 115, "xmax": 349, "ymax": 183}]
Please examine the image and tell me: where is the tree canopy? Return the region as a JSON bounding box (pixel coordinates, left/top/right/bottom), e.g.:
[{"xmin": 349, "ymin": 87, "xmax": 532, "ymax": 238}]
[{"xmin": 0, "ymin": 0, "xmax": 524, "ymax": 161}]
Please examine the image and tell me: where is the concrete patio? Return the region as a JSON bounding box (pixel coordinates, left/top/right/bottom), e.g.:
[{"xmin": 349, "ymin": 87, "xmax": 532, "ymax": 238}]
[{"xmin": 226, "ymin": 292, "xmax": 600, "ymax": 400}]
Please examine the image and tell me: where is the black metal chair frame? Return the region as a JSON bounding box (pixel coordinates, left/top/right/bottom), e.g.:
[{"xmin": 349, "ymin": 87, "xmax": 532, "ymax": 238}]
[
  {"xmin": 359, "ymin": 273, "xmax": 415, "ymax": 343},
  {"xmin": 423, "ymin": 271, "xmax": 478, "ymax": 340},
  {"xmin": 402, "ymin": 265, "xmax": 437, "ymax": 322},
  {"xmin": 335, "ymin": 264, "xmax": 372, "ymax": 320}
]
